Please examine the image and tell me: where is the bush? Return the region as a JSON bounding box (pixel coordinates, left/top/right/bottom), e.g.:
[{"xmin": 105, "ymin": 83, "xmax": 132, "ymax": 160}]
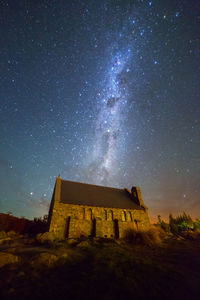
[
  {"xmin": 193, "ymin": 219, "xmax": 200, "ymax": 232},
  {"xmin": 36, "ymin": 232, "xmax": 59, "ymax": 244},
  {"xmin": 169, "ymin": 212, "xmax": 194, "ymax": 235},
  {"xmin": 157, "ymin": 215, "xmax": 170, "ymax": 233},
  {"xmin": 7, "ymin": 230, "xmax": 18, "ymax": 237},
  {"xmin": 0, "ymin": 231, "xmax": 7, "ymax": 239},
  {"xmin": 181, "ymin": 230, "xmax": 200, "ymax": 240},
  {"xmin": 0, "ymin": 213, "xmax": 48, "ymax": 235},
  {"xmin": 178, "ymin": 221, "xmax": 193, "ymax": 232},
  {"xmin": 124, "ymin": 226, "xmax": 165, "ymax": 246}
]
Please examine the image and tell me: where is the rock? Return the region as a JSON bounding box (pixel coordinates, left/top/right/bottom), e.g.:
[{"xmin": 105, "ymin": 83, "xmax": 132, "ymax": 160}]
[
  {"xmin": 115, "ymin": 239, "xmax": 125, "ymax": 245},
  {"xmin": 60, "ymin": 253, "xmax": 69, "ymax": 261},
  {"xmin": 7, "ymin": 231, "xmax": 18, "ymax": 237},
  {"xmin": 31, "ymin": 252, "xmax": 58, "ymax": 267},
  {"xmin": 0, "ymin": 252, "xmax": 19, "ymax": 268},
  {"xmin": 61, "ymin": 253, "xmax": 68, "ymax": 258},
  {"xmin": 0, "ymin": 231, "xmax": 7, "ymax": 239},
  {"xmin": 0, "ymin": 237, "xmax": 12, "ymax": 245},
  {"xmin": 67, "ymin": 238, "xmax": 78, "ymax": 245},
  {"xmin": 17, "ymin": 271, "xmax": 25, "ymax": 277},
  {"xmin": 24, "ymin": 238, "xmax": 36, "ymax": 245},
  {"xmin": 6, "ymin": 247, "xmax": 17, "ymax": 253},
  {"xmin": 36, "ymin": 232, "xmax": 57, "ymax": 243},
  {"xmin": 76, "ymin": 240, "xmax": 91, "ymax": 248}
]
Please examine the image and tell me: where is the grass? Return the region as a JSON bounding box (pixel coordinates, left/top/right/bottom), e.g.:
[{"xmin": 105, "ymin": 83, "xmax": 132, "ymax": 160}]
[
  {"xmin": 123, "ymin": 226, "xmax": 166, "ymax": 246},
  {"xmin": 0, "ymin": 234, "xmax": 200, "ymax": 300}
]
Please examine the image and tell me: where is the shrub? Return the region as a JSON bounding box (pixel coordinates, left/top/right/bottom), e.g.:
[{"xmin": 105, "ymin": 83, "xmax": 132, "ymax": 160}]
[
  {"xmin": 178, "ymin": 221, "xmax": 193, "ymax": 232},
  {"xmin": 36, "ymin": 232, "xmax": 58, "ymax": 244},
  {"xmin": 176, "ymin": 212, "xmax": 193, "ymax": 227},
  {"xmin": 124, "ymin": 226, "xmax": 164, "ymax": 246},
  {"xmin": 0, "ymin": 213, "xmax": 48, "ymax": 235},
  {"xmin": 157, "ymin": 215, "xmax": 170, "ymax": 233},
  {"xmin": 169, "ymin": 214, "xmax": 179, "ymax": 235},
  {"xmin": 169, "ymin": 212, "xmax": 194, "ymax": 235},
  {"xmin": 0, "ymin": 231, "xmax": 7, "ymax": 239},
  {"xmin": 181, "ymin": 230, "xmax": 200, "ymax": 240},
  {"xmin": 193, "ymin": 219, "xmax": 200, "ymax": 232}
]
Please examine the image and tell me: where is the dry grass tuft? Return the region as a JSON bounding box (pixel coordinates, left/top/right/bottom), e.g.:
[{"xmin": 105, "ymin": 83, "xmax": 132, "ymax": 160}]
[{"xmin": 124, "ymin": 226, "xmax": 166, "ymax": 246}]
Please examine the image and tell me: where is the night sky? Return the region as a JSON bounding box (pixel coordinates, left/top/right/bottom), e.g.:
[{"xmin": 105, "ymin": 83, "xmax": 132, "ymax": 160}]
[{"xmin": 0, "ymin": 0, "xmax": 200, "ymax": 221}]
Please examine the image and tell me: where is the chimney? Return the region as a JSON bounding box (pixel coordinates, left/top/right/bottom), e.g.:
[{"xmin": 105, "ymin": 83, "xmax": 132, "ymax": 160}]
[{"xmin": 131, "ymin": 186, "xmax": 145, "ymax": 207}]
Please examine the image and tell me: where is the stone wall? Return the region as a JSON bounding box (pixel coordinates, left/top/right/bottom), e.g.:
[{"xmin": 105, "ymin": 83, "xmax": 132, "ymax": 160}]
[{"xmin": 49, "ymin": 200, "xmax": 150, "ymax": 239}]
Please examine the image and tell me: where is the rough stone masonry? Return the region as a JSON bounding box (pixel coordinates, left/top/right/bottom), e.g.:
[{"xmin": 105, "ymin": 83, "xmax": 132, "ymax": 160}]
[{"xmin": 48, "ymin": 176, "xmax": 150, "ymax": 239}]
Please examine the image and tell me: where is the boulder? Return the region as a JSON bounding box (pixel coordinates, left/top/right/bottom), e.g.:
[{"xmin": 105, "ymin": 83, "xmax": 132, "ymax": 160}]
[
  {"xmin": 0, "ymin": 231, "xmax": 7, "ymax": 239},
  {"xmin": 36, "ymin": 232, "xmax": 57, "ymax": 243},
  {"xmin": 7, "ymin": 231, "xmax": 18, "ymax": 237},
  {"xmin": 31, "ymin": 252, "xmax": 58, "ymax": 267},
  {"xmin": 0, "ymin": 237, "xmax": 12, "ymax": 245},
  {"xmin": 0, "ymin": 252, "xmax": 19, "ymax": 268},
  {"xmin": 59, "ymin": 253, "xmax": 69, "ymax": 262},
  {"xmin": 76, "ymin": 240, "xmax": 91, "ymax": 248},
  {"xmin": 24, "ymin": 238, "xmax": 36, "ymax": 245},
  {"xmin": 67, "ymin": 238, "xmax": 78, "ymax": 245}
]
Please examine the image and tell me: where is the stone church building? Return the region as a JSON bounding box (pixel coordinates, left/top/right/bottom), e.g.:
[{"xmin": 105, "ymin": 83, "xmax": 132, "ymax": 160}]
[{"xmin": 48, "ymin": 176, "xmax": 150, "ymax": 239}]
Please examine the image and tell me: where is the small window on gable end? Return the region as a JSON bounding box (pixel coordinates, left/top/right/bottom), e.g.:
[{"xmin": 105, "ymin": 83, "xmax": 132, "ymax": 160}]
[{"xmin": 104, "ymin": 210, "xmax": 107, "ymax": 220}]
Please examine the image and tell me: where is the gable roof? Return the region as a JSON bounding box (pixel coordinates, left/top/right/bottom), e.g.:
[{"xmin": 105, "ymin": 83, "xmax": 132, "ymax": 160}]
[{"xmin": 59, "ymin": 179, "xmax": 142, "ymax": 210}]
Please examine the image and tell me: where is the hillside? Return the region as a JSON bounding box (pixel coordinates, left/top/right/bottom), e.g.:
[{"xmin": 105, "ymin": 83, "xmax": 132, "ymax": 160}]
[{"xmin": 0, "ymin": 231, "xmax": 200, "ymax": 300}]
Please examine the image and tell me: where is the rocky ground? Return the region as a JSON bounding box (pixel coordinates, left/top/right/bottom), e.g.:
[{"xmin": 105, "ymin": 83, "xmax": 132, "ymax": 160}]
[{"xmin": 0, "ymin": 231, "xmax": 200, "ymax": 300}]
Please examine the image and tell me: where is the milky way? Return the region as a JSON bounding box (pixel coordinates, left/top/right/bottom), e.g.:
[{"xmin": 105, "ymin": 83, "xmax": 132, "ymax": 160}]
[
  {"xmin": 89, "ymin": 48, "xmax": 132, "ymax": 185},
  {"xmin": 0, "ymin": 0, "xmax": 199, "ymax": 220}
]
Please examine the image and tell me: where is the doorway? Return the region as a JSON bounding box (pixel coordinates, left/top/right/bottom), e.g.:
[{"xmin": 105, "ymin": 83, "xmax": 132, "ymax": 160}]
[
  {"xmin": 65, "ymin": 216, "xmax": 71, "ymax": 238},
  {"xmin": 91, "ymin": 218, "xmax": 96, "ymax": 237},
  {"xmin": 114, "ymin": 219, "xmax": 119, "ymax": 239}
]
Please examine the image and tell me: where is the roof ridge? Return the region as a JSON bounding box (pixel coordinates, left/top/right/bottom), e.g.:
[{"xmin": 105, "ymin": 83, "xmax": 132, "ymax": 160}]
[{"xmin": 60, "ymin": 178, "xmax": 125, "ymax": 191}]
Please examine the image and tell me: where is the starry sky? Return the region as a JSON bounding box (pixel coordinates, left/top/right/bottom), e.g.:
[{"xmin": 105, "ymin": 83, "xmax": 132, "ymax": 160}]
[{"xmin": 0, "ymin": 0, "xmax": 200, "ymax": 221}]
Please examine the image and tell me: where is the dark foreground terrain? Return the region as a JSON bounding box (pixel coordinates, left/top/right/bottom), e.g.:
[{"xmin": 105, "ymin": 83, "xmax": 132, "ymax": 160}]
[{"xmin": 0, "ymin": 233, "xmax": 200, "ymax": 300}]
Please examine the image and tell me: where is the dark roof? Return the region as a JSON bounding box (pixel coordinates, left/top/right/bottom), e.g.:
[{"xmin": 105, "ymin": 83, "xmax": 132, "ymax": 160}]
[{"xmin": 60, "ymin": 179, "xmax": 142, "ymax": 210}]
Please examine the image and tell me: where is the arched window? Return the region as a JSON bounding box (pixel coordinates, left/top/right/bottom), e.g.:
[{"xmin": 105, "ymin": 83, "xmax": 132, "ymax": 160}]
[
  {"xmin": 86, "ymin": 208, "xmax": 92, "ymax": 220},
  {"xmin": 82, "ymin": 208, "xmax": 85, "ymax": 219},
  {"xmin": 134, "ymin": 219, "xmax": 138, "ymax": 230},
  {"xmin": 108, "ymin": 210, "xmax": 113, "ymax": 221},
  {"xmin": 104, "ymin": 210, "xmax": 107, "ymax": 220},
  {"xmin": 128, "ymin": 211, "xmax": 132, "ymax": 222},
  {"xmin": 122, "ymin": 211, "xmax": 126, "ymax": 221},
  {"xmin": 89, "ymin": 208, "xmax": 92, "ymax": 220}
]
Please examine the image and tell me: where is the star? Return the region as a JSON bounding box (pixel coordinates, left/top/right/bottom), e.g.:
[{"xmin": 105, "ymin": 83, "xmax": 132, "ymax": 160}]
[{"xmin": 0, "ymin": 0, "xmax": 199, "ymax": 221}]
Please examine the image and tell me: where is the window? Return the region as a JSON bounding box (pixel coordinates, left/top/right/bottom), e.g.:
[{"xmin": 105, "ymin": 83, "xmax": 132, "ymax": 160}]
[
  {"xmin": 122, "ymin": 211, "xmax": 126, "ymax": 221},
  {"xmin": 134, "ymin": 219, "xmax": 138, "ymax": 230},
  {"xmin": 82, "ymin": 208, "xmax": 85, "ymax": 219},
  {"xmin": 108, "ymin": 210, "xmax": 113, "ymax": 221},
  {"xmin": 128, "ymin": 211, "xmax": 132, "ymax": 221},
  {"xmin": 86, "ymin": 208, "xmax": 92, "ymax": 220},
  {"xmin": 104, "ymin": 210, "xmax": 107, "ymax": 220},
  {"xmin": 89, "ymin": 208, "xmax": 92, "ymax": 220}
]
